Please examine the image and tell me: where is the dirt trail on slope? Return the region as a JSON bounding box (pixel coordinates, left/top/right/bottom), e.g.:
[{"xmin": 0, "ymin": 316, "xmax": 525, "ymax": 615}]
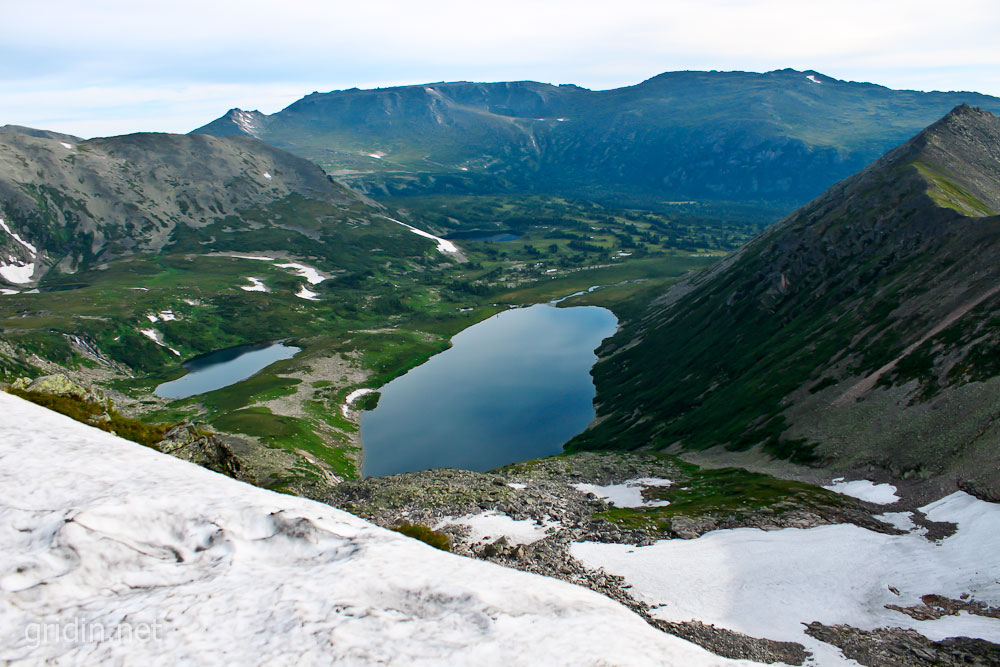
[{"xmin": 832, "ymin": 283, "xmax": 1000, "ymax": 407}]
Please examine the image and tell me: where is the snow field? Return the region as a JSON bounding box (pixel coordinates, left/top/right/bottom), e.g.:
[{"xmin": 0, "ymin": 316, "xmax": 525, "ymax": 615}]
[{"xmin": 0, "ymin": 392, "xmax": 753, "ymax": 666}]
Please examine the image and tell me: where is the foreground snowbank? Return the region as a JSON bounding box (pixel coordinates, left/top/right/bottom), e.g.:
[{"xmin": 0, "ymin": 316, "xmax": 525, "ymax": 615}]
[
  {"xmin": 0, "ymin": 392, "xmax": 745, "ymax": 666},
  {"xmin": 573, "ymin": 492, "xmax": 1000, "ymax": 664}
]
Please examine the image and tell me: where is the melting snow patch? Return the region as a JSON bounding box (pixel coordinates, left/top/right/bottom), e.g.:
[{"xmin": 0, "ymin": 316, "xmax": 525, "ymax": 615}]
[
  {"xmin": 508, "ymin": 483, "xmax": 527, "ymax": 490},
  {"xmin": 573, "ymin": 478, "xmax": 672, "ymax": 508},
  {"xmin": 877, "ymin": 511, "xmax": 921, "ymax": 533},
  {"xmin": 438, "ymin": 512, "xmax": 556, "ymax": 545},
  {"xmin": 146, "ymin": 314, "xmax": 159, "ymax": 323},
  {"xmin": 263, "ymin": 172, "xmax": 272, "ymax": 180},
  {"xmin": 240, "ymin": 277, "xmax": 268, "ymax": 292},
  {"xmin": 0, "ymin": 262, "xmax": 34, "ymax": 284},
  {"xmin": 341, "ymin": 388, "xmax": 376, "ymax": 417},
  {"xmin": 824, "ymin": 479, "xmax": 899, "ymax": 504},
  {"xmin": 806, "ymin": 75, "xmax": 822, "ymax": 84},
  {"xmin": 227, "ymin": 254, "xmax": 275, "ymax": 261},
  {"xmin": 0, "ymin": 217, "xmax": 38, "ymax": 254},
  {"xmin": 159, "ymin": 310, "xmax": 178, "ymax": 321},
  {"xmin": 59, "ymin": 142, "xmax": 73, "ymax": 149},
  {"xmin": 275, "ymin": 262, "xmax": 324, "ymax": 285},
  {"xmin": 383, "ymin": 216, "xmax": 458, "ymax": 254},
  {"xmin": 368, "ymin": 153, "xmax": 384, "ymax": 159},
  {"xmin": 296, "ymin": 286, "xmax": 319, "ymax": 301},
  {"xmin": 0, "ymin": 289, "xmax": 20, "ymax": 295},
  {"xmin": 572, "ymin": 491, "xmax": 1000, "ymax": 664},
  {"xmin": 139, "ymin": 328, "xmax": 180, "ymax": 356}
]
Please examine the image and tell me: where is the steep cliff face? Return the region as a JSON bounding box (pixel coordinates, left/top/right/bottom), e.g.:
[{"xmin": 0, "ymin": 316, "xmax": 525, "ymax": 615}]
[
  {"xmin": 571, "ymin": 106, "xmax": 1000, "ymax": 496},
  {"xmin": 193, "ymin": 70, "xmax": 1000, "ymax": 206},
  {"xmin": 0, "ymin": 129, "xmax": 365, "ymax": 285}
]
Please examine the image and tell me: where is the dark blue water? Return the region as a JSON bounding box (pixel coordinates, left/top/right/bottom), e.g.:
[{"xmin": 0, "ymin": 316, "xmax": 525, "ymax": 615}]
[
  {"xmin": 444, "ymin": 230, "xmax": 522, "ymax": 242},
  {"xmin": 154, "ymin": 342, "xmax": 300, "ymax": 399},
  {"xmin": 361, "ymin": 304, "xmax": 618, "ymax": 477}
]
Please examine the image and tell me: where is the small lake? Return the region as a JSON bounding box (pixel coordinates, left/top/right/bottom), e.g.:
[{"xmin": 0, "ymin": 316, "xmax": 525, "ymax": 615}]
[
  {"xmin": 443, "ymin": 230, "xmax": 522, "ymax": 242},
  {"xmin": 361, "ymin": 304, "xmax": 618, "ymax": 477},
  {"xmin": 154, "ymin": 342, "xmax": 300, "ymax": 399}
]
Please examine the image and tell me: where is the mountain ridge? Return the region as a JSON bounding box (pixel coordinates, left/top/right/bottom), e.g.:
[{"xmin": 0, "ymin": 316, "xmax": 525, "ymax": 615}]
[
  {"xmin": 192, "ymin": 69, "xmax": 1000, "ymax": 207},
  {"xmin": 569, "ymin": 104, "xmax": 1000, "ymax": 497},
  {"xmin": 0, "ymin": 128, "xmax": 372, "ymax": 286}
]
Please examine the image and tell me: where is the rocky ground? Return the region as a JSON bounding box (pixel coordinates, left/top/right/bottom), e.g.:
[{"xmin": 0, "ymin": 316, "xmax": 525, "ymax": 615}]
[{"xmin": 325, "ymin": 451, "xmax": 974, "ymax": 665}]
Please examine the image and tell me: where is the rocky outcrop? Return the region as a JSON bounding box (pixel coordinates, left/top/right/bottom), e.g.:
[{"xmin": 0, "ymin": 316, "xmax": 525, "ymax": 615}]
[
  {"xmin": 805, "ymin": 623, "xmax": 1000, "ymax": 666},
  {"xmin": 156, "ymin": 424, "xmax": 246, "ymax": 481}
]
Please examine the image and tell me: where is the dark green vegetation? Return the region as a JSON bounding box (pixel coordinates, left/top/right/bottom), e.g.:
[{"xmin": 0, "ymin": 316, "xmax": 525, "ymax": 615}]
[
  {"xmin": 6, "ymin": 388, "xmax": 173, "ymax": 448},
  {"xmin": 194, "ymin": 69, "xmax": 1000, "ymax": 211},
  {"xmin": 390, "ymin": 522, "xmax": 452, "ymax": 552},
  {"xmin": 571, "ymin": 105, "xmax": 1000, "ymax": 496},
  {"xmin": 595, "ymin": 461, "xmax": 853, "ymax": 532}
]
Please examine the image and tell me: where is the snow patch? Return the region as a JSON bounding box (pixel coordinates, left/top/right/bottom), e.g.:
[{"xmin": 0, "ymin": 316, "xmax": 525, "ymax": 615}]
[
  {"xmin": 824, "ymin": 479, "xmax": 899, "ymax": 504},
  {"xmin": 295, "ymin": 285, "xmax": 319, "ymax": 301},
  {"xmin": 383, "ymin": 216, "xmax": 458, "ymax": 254},
  {"xmin": 226, "ymin": 254, "xmax": 274, "ymax": 261},
  {"xmin": 877, "ymin": 511, "xmax": 921, "ymax": 533},
  {"xmin": 573, "ymin": 478, "xmax": 672, "ymax": 508},
  {"xmin": 158, "ymin": 310, "xmax": 178, "ymax": 322},
  {"xmin": 806, "ymin": 74, "xmax": 822, "ymax": 84},
  {"xmin": 572, "ymin": 491, "xmax": 1000, "ymax": 663},
  {"xmin": 0, "ymin": 289, "xmax": 20, "ymax": 295},
  {"xmin": 508, "ymin": 483, "xmax": 527, "ymax": 490},
  {"xmin": 368, "ymin": 153, "xmax": 384, "ymax": 159},
  {"xmin": 341, "ymin": 388, "xmax": 376, "ymax": 417},
  {"xmin": 146, "ymin": 314, "xmax": 159, "ymax": 323},
  {"xmin": 59, "ymin": 142, "xmax": 73, "ymax": 149},
  {"xmin": 139, "ymin": 328, "xmax": 180, "ymax": 356},
  {"xmin": 437, "ymin": 512, "xmax": 556, "ymax": 546},
  {"xmin": 0, "ymin": 217, "xmax": 38, "ymax": 254},
  {"xmin": 263, "ymin": 171, "xmax": 272, "ymax": 180},
  {"xmin": 275, "ymin": 262, "xmax": 324, "ymax": 285},
  {"xmin": 0, "ymin": 392, "xmax": 744, "ymax": 665},
  {"xmin": 240, "ymin": 277, "xmax": 268, "ymax": 292},
  {"xmin": 0, "ymin": 262, "xmax": 35, "ymax": 284}
]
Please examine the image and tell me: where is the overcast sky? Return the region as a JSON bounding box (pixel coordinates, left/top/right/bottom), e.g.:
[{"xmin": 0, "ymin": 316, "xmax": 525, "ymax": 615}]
[{"xmin": 3, "ymin": 0, "xmax": 999, "ymax": 138}]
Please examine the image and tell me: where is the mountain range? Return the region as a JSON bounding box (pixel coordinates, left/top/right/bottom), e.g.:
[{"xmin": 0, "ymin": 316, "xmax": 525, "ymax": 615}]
[{"xmin": 193, "ymin": 69, "xmax": 1000, "ymax": 209}]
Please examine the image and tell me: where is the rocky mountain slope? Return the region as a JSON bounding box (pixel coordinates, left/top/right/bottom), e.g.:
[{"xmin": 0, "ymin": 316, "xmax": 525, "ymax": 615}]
[
  {"xmin": 0, "ymin": 390, "xmax": 755, "ymax": 666},
  {"xmin": 570, "ymin": 105, "xmax": 1000, "ymax": 497},
  {"xmin": 0, "ymin": 127, "xmax": 369, "ymax": 286},
  {"xmin": 192, "ymin": 69, "xmax": 1000, "ymax": 207}
]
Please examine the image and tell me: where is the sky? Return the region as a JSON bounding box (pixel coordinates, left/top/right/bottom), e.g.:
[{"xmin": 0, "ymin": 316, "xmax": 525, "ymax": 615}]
[{"xmin": 3, "ymin": 0, "xmax": 999, "ymax": 138}]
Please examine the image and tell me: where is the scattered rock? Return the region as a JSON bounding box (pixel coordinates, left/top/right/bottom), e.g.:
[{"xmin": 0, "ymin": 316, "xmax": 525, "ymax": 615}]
[{"xmin": 805, "ymin": 622, "xmax": 1000, "ymax": 666}]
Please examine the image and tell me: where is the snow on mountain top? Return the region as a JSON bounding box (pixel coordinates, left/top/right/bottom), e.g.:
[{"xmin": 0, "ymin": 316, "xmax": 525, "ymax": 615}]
[{"xmin": 0, "ymin": 392, "xmax": 746, "ymax": 666}]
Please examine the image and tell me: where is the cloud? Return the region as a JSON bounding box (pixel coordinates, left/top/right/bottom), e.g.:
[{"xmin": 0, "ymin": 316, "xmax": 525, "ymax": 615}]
[{"xmin": 2, "ymin": 0, "xmax": 998, "ymax": 136}]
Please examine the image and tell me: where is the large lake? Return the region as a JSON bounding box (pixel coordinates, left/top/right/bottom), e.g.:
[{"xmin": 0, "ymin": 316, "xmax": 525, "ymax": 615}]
[
  {"xmin": 361, "ymin": 304, "xmax": 618, "ymax": 477},
  {"xmin": 155, "ymin": 342, "xmax": 300, "ymax": 399}
]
